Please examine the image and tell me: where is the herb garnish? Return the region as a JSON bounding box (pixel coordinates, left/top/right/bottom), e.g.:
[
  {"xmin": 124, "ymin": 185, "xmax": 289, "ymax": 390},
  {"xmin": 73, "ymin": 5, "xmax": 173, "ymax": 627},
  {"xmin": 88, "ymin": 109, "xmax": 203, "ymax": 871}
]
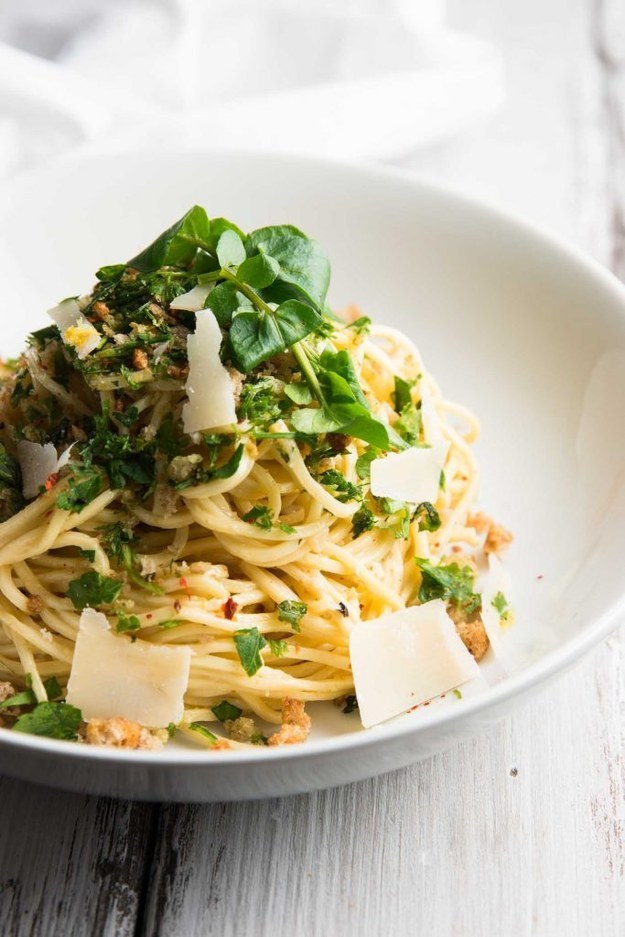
[
  {"xmin": 212, "ymin": 700, "xmax": 243, "ymax": 722},
  {"xmin": 415, "ymin": 558, "xmax": 481, "ymax": 616},
  {"xmin": 233, "ymin": 627, "xmax": 267, "ymax": 676},
  {"xmin": 12, "ymin": 702, "xmax": 82, "ymax": 740},
  {"xmin": 67, "ymin": 571, "xmax": 122, "ymax": 610},
  {"xmin": 276, "ymin": 600, "xmax": 307, "ymax": 631}
]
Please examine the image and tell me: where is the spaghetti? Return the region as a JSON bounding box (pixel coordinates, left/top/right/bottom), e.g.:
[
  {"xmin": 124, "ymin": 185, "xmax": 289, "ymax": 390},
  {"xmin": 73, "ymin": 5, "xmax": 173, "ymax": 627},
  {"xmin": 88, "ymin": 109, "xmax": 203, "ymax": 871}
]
[{"xmin": 0, "ymin": 208, "xmax": 507, "ymax": 749}]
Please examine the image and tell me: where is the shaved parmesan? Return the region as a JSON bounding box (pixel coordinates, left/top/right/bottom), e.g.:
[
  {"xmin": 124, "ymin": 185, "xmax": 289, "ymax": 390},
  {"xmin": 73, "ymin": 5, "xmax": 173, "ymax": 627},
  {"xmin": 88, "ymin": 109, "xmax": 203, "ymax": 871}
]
[
  {"xmin": 350, "ymin": 600, "xmax": 479, "ymax": 727},
  {"xmin": 183, "ymin": 310, "xmax": 236, "ymax": 433},
  {"xmin": 369, "ymin": 441, "xmax": 449, "ymax": 504},
  {"xmin": 66, "ymin": 609, "xmax": 191, "ymax": 726},
  {"xmin": 48, "ymin": 298, "xmax": 101, "ymax": 359},
  {"xmin": 17, "ymin": 440, "xmax": 58, "ymax": 498},
  {"xmin": 16, "ymin": 440, "xmax": 75, "ymax": 499},
  {"xmin": 170, "ymin": 284, "xmax": 213, "ymax": 312},
  {"xmin": 479, "ymin": 554, "xmax": 514, "ymax": 669}
]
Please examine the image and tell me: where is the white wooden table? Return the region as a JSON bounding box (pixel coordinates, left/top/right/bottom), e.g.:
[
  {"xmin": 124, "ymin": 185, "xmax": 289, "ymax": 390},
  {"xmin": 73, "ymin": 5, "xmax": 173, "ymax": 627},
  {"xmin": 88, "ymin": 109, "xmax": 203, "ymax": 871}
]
[{"xmin": 1, "ymin": 2, "xmax": 625, "ymax": 934}]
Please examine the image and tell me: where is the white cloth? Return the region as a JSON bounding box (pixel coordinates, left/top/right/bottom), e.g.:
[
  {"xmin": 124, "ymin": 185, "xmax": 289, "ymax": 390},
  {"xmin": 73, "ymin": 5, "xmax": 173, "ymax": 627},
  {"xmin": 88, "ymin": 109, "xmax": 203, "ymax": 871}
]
[{"xmin": 0, "ymin": 0, "xmax": 503, "ymax": 176}]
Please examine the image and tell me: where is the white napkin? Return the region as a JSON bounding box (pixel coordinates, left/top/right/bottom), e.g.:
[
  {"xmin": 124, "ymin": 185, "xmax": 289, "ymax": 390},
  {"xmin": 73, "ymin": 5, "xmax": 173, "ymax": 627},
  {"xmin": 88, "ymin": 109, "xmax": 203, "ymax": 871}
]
[{"xmin": 0, "ymin": 0, "xmax": 503, "ymax": 176}]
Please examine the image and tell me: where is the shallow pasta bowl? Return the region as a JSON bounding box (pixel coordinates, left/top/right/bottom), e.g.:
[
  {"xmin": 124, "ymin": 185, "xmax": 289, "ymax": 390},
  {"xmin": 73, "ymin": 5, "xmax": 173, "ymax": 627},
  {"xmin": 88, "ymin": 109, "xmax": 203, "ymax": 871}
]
[{"xmin": 0, "ymin": 148, "xmax": 624, "ymax": 802}]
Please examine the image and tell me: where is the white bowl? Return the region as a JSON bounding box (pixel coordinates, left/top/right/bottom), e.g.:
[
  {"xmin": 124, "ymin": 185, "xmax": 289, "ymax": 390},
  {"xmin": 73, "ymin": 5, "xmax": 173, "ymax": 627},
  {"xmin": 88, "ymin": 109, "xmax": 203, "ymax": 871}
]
[{"xmin": 1, "ymin": 149, "xmax": 624, "ymax": 802}]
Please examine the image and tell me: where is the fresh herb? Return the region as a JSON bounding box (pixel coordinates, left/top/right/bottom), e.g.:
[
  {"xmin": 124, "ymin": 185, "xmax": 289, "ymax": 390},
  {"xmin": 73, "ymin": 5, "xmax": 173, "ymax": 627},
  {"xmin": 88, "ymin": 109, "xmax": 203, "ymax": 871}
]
[
  {"xmin": 159, "ymin": 619, "xmax": 182, "ymax": 630},
  {"xmin": 67, "ymin": 571, "xmax": 122, "ymax": 610},
  {"xmin": 276, "ymin": 600, "xmax": 307, "ymax": 631},
  {"xmin": 212, "ymin": 700, "xmax": 243, "ymax": 722},
  {"xmin": 491, "ymin": 591, "xmax": 511, "ymax": 624},
  {"xmin": 376, "ymin": 497, "xmax": 411, "ymax": 540},
  {"xmin": 116, "ymin": 612, "xmax": 141, "ymax": 634},
  {"xmin": 279, "ymin": 522, "xmax": 296, "ymax": 534},
  {"xmin": 318, "ymin": 469, "xmax": 361, "ymax": 503},
  {"xmin": 188, "ymin": 722, "xmax": 219, "ymax": 745},
  {"xmin": 342, "ymin": 695, "xmax": 359, "ymax": 714},
  {"xmin": 241, "ymin": 504, "xmax": 273, "ymax": 530},
  {"xmin": 12, "ymin": 702, "xmax": 82, "ymax": 740},
  {"xmin": 250, "ymin": 733, "xmax": 268, "ymax": 746},
  {"xmin": 100, "ymin": 522, "xmax": 138, "ymax": 569},
  {"xmin": 352, "ymin": 504, "xmax": 375, "ymax": 539},
  {"xmin": 57, "ymin": 470, "xmax": 103, "ymax": 513},
  {"xmin": 233, "ymin": 627, "xmax": 267, "ymax": 676},
  {"xmin": 174, "ymin": 445, "xmax": 244, "ymax": 491},
  {"xmin": 452, "ymin": 688, "xmax": 463, "ymax": 699},
  {"xmin": 78, "ymin": 549, "xmax": 96, "ymax": 562},
  {"xmin": 415, "ymin": 558, "xmax": 481, "ymax": 616},
  {"xmin": 348, "ymin": 316, "xmax": 371, "ymax": 336},
  {"xmin": 167, "ymin": 722, "xmax": 176, "ymax": 738},
  {"xmin": 0, "ymin": 443, "xmax": 24, "ymax": 520},
  {"xmin": 238, "ymin": 377, "xmax": 283, "ymax": 425},
  {"xmin": 392, "ymin": 376, "xmax": 415, "ymax": 413},
  {"xmin": 415, "ymin": 501, "xmax": 441, "ymax": 532},
  {"xmin": 268, "ymin": 639, "xmax": 289, "ymax": 657},
  {"xmin": 355, "ymin": 448, "xmax": 378, "ymax": 481}
]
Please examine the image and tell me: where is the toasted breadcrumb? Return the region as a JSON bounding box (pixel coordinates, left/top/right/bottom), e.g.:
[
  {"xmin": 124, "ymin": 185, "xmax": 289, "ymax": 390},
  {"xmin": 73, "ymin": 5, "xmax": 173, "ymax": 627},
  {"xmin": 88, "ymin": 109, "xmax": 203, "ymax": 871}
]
[
  {"xmin": 224, "ymin": 716, "xmax": 256, "ymax": 742},
  {"xmin": 468, "ymin": 512, "xmax": 513, "ymax": 555},
  {"xmin": 268, "ymin": 698, "xmax": 311, "ymax": 747},
  {"xmin": 131, "ymin": 347, "xmax": 149, "ymax": 370},
  {"xmin": 0, "ymin": 681, "xmax": 16, "ymax": 703},
  {"xmin": 91, "ymin": 300, "xmax": 110, "ymax": 321},
  {"xmin": 84, "ymin": 716, "xmax": 163, "ymax": 750},
  {"xmin": 26, "ymin": 594, "xmax": 44, "ymax": 615},
  {"xmin": 448, "ymin": 606, "xmax": 489, "ymax": 661}
]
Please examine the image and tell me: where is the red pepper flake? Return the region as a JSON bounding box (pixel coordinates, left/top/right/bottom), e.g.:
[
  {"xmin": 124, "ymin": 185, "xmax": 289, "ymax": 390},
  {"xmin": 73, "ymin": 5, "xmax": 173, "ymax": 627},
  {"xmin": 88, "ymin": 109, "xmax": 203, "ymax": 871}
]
[
  {"xmin": 537, "ymin": 574, "xmax": 544, "ymax": 580},
  {"xmin": 146, "ymin": 614, "xmax": 153, "ymax": 620},
  {"xmin": 223, "ymin": 597, "xmax": 238, "ymax": 620},
  {"xmin": 173, "ymin": 600, "xmax": 182, "ymax": 614},
  {"xmin": 44, "ymin": 472, "xmax": 61, "ymax": 492}
]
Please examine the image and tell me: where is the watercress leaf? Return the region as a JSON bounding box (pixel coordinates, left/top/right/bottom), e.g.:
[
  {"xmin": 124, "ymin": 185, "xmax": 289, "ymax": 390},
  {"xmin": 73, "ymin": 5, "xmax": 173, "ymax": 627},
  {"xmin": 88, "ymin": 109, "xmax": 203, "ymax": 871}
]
[
  {"xmin": 216, "ymin": 229, "xmax": 247, "ymax": 270},
  {"xmin": 341, "ymin": 415, "xmax": 390, "ymax": 450},
  {"xmin": 274, "ymin": 299, "xmax": 322, "ymax": 345},
  {"xmin": 229, "ymin": 311, "xmax": 284, "ymax": 371},
  {"xmin": 67, "ymin": 570, "xmax": 122, "ymax": 610},
  {"xmin": 44, "ymin": 676, "xmax": 62, "ymax": 700},
  {"xmin": 127, "ymin": 206, "xmax": 211, "ymax": 272},
  {"xmin": 290, "ymin": 406, "xmax": 342, "ymax": 435},
  {"xmin": 233, "ymin": 627, "xmax": 267, "ymax": 676},
  {"xmin": 237, "ymin": 252, "xmax": 280, "ymax": 290},
  {"xmin": 206, "ymin": 282, "xmax": 253, "ymax": 328},
  {"xmin": 284, "ymin": 383, "xmax": 313, "ymax": 405},
  {"xmin": 355, "ymin": 448, "xmax": 378, "ymax": 481},
  {"xmin": 415, "ymin": 558, "xmax": 481, "ymax": 615},
  {"xmin": 276, "ymin": 600, "xmax": 307, "ymax": 631},
  {"xmin": 0, "ymin": 688, "xmax": 36, "ymax": 709},
  {"xmin": 205, "ymin": 217, "xmax": 246, "ymax": 254},
  {"xmin": 13, "ymin": 702, "xmax": 82, "ymax": 740},
  {"xmin": 392, "ymin": 376, "xmax": 414, "ymax": 413},
  {"xmin": 212, "ymin": 700, "xmax": 243, "ymax": 722},
  {"xmin": 319, "ymin": 349, "xmax": 368, "ymax": 408},
  {"xmin": 246, "ymin": 224, "xmax": 330, "ymax": 308}
]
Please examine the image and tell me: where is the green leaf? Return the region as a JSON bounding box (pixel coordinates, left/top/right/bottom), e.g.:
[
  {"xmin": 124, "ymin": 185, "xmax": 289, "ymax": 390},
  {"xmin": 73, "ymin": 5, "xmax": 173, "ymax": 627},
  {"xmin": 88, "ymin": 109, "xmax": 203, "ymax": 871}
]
[
  {"xmin": 13, "ymin": 702, "xmax": 82, "ymax": 741},
  {"xmin": 241, "ymin": 504, "xmax": 273, "ymax": 530},
  {"xmin": 318, "ymin": 469, "xmax": 361, "ymax": 503},
  {"xmin": 78, "ymin": 549, "xmax": 96, "ymax": 565},
  {"xmin": 229, "ymin": 311, "xmax": 284, "ymax": 371},
  {"xmin": 268, "ymin": 639, "xmax": 288, "ymax": 657},
  {"xmin": 233, "ymin": 627, "xmax": 267, "ymax": 676},
  {"xmin": 395, "ymin": 404, "xmax": 422, "ymax": 446},
  {"xmin": 206, "ymin": 282, "xmax": 253, "ymax": 328},
  {"xmin": 203, "ymin": 217, "xmax": 246, "ymax": 254},
  {"xmin": 188, "ymin": 722, "xmax": 219, "ymax": 745},
  {"xmin": 237, "ymin": 252, "xmax": 280, "ymax": 290},
  {"xmin": 246, "ymin": 224, "xmax": 330, "ymax": 308},
  {"xmin": 0, "ymin": 688, "xmax": 36, "ymax": 710},
  {"xmin": 212, "ymin": 700, "xmax": 243, "ymax": 722},
  {"xmin": 352, "ymin": 504, "xmax": 375, "ymax": 539},
  {"xmin": 67, "ymin": 570, "xmax": 122, "ymax": 610},
  {"xmin": 127, "ymin": 206, "xmax": 211, "ymax": 272},
  {"xmin": 342, "ymin": 695, "xmax": 359, "ymax": 714},
  {"xmin": 415, "ymin": 501, "xmax": 441, "ymax": 532},
  {"xmin": 415, "ymin": 558, "xmax": 481, "ymax": 615},
  {"xmin": 392, "ymin": 376, "xmax": 415, "ymax": 413},
  {"xmin": 211, "ymin": 444, "xmax": 244, "ymax": 479},
  {"xmin": 116, "ymin": 612, "xmax": 141, "ymax": 634},
  {"xmin": 159, "ymin": 619, "xmax": 182, "ymax": 630},
  {"xmin": 56, "ymin": 471, "xmax": 104, "ymax": 513},
  {"xmin": 491, "ymin": 591, "xmax": 511, "ymax": 623},
  {"xmin": 284, "ymin": 382, "xmax": 313, "ymax": 405},
  {"xmin": 216, "ymin": 229, "xmax": 247, "ymax": 269},
  {"xmin": 274, "ymin": 300, "xmax": 322, "ymax": 346},
  {"xmin": 276, "ymin": 600, "xmax": 307, "ymax": 631},
  {"xmin": 355, "ymin": 448, "xmax": 378, "ymax": 481},
  {"xmin": 44, "ymin": 676, "xmax": 62, "ymax": 700},
  {"xmin": 319, "ymin": 349, "xmax": 368, "ymax": 408}
]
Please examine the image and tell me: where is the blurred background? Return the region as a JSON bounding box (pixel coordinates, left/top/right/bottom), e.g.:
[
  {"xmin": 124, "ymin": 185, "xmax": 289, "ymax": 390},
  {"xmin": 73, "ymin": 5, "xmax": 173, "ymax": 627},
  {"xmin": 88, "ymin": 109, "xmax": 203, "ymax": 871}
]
[{"xmin": 2, "ymin": 0, "xmax": 618, "ymax": 268}]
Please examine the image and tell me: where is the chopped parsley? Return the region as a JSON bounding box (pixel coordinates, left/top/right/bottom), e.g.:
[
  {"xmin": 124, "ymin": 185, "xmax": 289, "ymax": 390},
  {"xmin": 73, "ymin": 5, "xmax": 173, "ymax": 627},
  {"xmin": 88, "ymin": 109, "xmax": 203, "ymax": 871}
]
[
  {"xmin": 318, "ymin": 469, "xmax": 361, "ymax": 503},
  {"xmin": 233, "ymin": 627, "xmax": 267, "ymax": 676},
  {"xmin": 268, "ymin": 639, "xmax": 289, "ymax": 657},
  {"xmin": 116, "ymin": 612, "xmax": 141, "ymax": 634},
  {"xmin": 342, "ymin": 695, "xmax": 359, "ymax": 714},
  {"xmin": 351, "ymin": 504, "xmax": 375, "ymax": 539},
  {"xmin": 415, "ymin": 558, "xmax": 481, "ymax": 616},
  {"xmin": 491, "ymin": 591, "xmax": 511, "ymax": 624},
  {"xmin": 212, "ymin": 700, "xmax": 243, "ymax": 722},
  {"xmin": 67, "ymin": 570, "xmax": 122, "ymax": 610},
  {"xmin": 241, "ymin": 505, "xmax": 273, "ymax": 530},
  {"xmin": 276, "ymin": 600, "xmax": 307, "ymax": 631},
  {"xmin": 56, "ymin": 470, "xmax": 104, "ymax": 513},
  {"xmin": 12, "ymin": 702, "xmax": 82, "ymax": 741},
  {"xmin": 188, "ymin": 723, "xmax": 219, "ymax": 745}
]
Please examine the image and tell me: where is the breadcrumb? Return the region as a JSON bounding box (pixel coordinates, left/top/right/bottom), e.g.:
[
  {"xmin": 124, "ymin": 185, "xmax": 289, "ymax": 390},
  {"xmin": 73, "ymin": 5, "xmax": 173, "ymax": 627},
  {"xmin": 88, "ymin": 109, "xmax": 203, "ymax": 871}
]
[
  {"xmin": 131, "ymin": 347, "xmax": 149, "ymax": 370},
  {"xmin": 468, "ymin": 512, "xmax": 513, "ymax": 555},
  {"xmin": 225, "ymin": 716, "xmax": 256, "ymax": 742},
  {"xmin": 91, "ymin": 300, "xmax": 110, "ymax": 321},
  {"xmin": 26, "ymin": 594, "xmax": 44, "ymax": 615},
  {"xmin": 0, "ymin": 681, "xmax": 16, "ymax": 703},
  {"xmin": 448, "ymin": 606, "xmax": 489, "ymax": 661},
  {"xmin": 84, "ymin": 716, "xmax": 163, "ymax": 750},
  {"xmin": 267, "ymin": 698, "xmax": 311, "ymax": 747}
]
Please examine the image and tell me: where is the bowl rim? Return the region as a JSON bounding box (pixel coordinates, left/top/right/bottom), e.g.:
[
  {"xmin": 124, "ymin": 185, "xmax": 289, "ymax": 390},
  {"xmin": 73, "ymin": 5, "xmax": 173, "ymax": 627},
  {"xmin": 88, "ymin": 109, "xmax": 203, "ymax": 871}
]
[{"xmin": 1, "ymin": 144, "xmax": 625, "ymax": 768}]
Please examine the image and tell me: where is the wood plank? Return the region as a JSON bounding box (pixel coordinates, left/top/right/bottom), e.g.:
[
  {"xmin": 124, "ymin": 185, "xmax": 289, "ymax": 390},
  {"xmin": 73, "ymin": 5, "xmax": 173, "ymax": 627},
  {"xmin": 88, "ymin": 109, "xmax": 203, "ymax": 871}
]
[{"xmin": 0, "ymin": 779, "xmax": 155, "ymax": 937}]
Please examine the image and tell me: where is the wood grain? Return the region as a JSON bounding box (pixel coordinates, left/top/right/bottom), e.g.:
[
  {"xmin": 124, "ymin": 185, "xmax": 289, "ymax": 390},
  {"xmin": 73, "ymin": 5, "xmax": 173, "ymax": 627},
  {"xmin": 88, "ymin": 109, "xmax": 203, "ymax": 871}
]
[
  {"xmin": 0, "ymin": 781, "xmax": 155, "ymax": 936},
  {"xmin": 2, "ymin": 2, "xmax": 625, "ymax": 935}
]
